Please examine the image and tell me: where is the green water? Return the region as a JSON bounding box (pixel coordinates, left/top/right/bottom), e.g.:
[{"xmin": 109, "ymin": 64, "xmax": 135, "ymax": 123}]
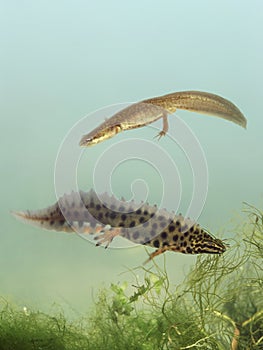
[{"xmin": 1, "ymin": 1, "xmax": 263, "ymax": 318}]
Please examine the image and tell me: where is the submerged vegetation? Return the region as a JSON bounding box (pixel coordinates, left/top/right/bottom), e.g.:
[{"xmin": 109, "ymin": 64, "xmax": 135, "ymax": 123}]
[{"xmin": 1, "ymin": 205, "xmax": 262, "ymax": 349}]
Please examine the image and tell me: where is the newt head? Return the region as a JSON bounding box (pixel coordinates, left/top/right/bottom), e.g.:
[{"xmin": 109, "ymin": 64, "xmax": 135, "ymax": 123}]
[
  {"xmin": 190, "ymin": 230, "xmax": 227, "ymax": 254},
  {"xmin": 79, "ymin": 122, "xmax": 122, "ymax": 146}
]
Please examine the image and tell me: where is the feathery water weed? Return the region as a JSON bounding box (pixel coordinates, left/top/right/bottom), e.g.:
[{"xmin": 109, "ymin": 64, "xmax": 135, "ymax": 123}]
[{"xmin": 0, "ymin": 205, "xmax": 262, "ymax": 349}]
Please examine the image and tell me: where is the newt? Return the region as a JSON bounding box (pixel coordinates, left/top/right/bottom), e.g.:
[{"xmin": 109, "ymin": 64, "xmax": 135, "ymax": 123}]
[
  {"xmin": 12, "ymin": 190, "xmax": 226, "ymax": 262},
  {"xmin": 79, "ymin": 90, "xmax": 247, "ymax": 146}
]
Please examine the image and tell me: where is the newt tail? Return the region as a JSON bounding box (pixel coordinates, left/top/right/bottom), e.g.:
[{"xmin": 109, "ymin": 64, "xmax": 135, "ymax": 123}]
[
  {"xmin": 12, "ymin": 190, "xmax": 227, "ymax": 261},
  {"xmin": 143, "ymin": 90, "xmax": 246, "ymax": 128}
]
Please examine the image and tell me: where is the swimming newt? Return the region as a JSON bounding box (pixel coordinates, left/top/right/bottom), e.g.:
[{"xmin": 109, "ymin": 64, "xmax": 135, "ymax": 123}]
[
  {"xmin": 12, "ymin": 190, "xmax": 226, "ymax": 261},
  {"xmin": 79, "ymin": 90, "xmax": 247, "ymax": 146}
]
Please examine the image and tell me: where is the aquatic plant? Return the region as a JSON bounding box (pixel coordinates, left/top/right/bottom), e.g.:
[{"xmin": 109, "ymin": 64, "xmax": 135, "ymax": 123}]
[
  {"xmin": 0, "ymin": 205, "xmax": 262, "ymax": 349},
  {"xmin": 0, "ymin": 301, "xmax": 89, "ymax": 350},
  {"xmin": 85, "ymin": 204, "xmax": 262, "ymax": 349}
]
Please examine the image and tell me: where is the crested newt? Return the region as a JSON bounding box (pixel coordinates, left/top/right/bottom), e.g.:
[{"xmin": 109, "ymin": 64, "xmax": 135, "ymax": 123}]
[{"xmin": 12, "ymin": 190, "xmax": 227, "ymax": 262}]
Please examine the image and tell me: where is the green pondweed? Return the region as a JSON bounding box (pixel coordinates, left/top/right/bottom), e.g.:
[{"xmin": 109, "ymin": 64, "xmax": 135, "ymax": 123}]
[{"xmin": 0, "ymin": 205, "xmax": 262, "ymax": 349}]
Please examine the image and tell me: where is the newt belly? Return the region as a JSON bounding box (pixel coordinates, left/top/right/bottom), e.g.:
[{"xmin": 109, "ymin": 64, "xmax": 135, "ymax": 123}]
[{"xmin": 12, "ymin": 190, "xmax": 226, "ymax": 261}]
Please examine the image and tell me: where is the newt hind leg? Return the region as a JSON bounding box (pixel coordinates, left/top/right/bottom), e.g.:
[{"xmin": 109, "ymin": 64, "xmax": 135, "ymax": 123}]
[
  {"xmin": 94, "ymin": 227, "xmax": 122, "ymax": 248},
  {"xmin": 154, "ymin": 113, "xmax": 169, "ymax": 140}
]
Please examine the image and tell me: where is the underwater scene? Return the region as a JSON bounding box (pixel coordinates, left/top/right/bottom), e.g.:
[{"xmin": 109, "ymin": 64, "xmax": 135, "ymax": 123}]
[{"xmin": 1, "ymin": 1, "xmax": 263, "ymax": 349}]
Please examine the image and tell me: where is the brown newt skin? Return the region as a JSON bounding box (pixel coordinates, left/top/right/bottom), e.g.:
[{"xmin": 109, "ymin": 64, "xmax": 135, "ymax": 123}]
[
  {"xmin": 12, "ymin": 190, "xmax": 227, "ymax": 262},
  {"xmin": 79, "ymin": 90, "xmax": 247, "ymax": 147}
]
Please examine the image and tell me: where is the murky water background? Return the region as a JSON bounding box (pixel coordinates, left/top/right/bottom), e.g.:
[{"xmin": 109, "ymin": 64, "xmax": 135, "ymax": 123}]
[{"xmin": 1, "ymin": 1, "xmax": 263, "ymax": 318}]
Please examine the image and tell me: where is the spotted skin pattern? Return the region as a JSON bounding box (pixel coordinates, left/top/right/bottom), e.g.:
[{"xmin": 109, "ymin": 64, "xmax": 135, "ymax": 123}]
[{"xmin": 12, "ymin": 190, "xmax": 227, "ymax": 261}]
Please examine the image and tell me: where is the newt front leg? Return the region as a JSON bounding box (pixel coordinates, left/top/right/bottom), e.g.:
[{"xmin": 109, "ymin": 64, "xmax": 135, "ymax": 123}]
[{"xmin": 143, "ymin": 245, "xmax": 173, "ymax": 264}]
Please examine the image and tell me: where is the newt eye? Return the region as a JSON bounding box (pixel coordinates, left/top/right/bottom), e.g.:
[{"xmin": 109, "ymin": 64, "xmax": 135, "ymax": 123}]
[{"xmin": 115, "ymin": 125, "xmax": 122, "ymax": 133}]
